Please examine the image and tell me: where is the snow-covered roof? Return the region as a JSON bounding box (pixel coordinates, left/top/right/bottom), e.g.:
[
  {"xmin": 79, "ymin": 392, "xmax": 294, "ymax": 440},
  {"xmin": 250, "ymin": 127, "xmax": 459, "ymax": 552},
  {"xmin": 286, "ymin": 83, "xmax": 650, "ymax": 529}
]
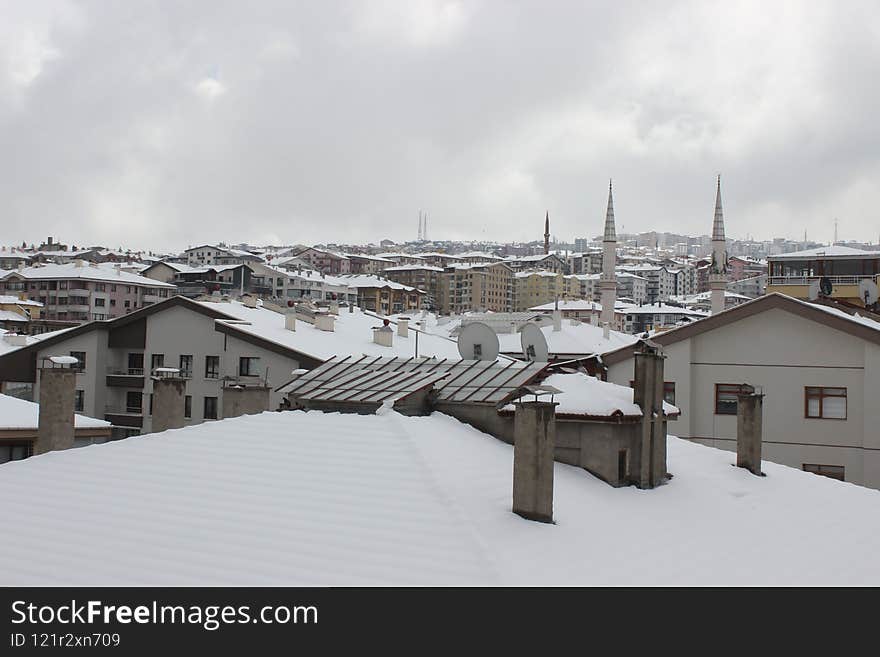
[
  {"xmin": 383, "ymin": 265, "xmax": 445, "ymax": 273},
  {"xmin": 3, "ymin": 262, "xmax": 175, "ymax": 287},
  {"xmin": 1, "ymin": 409, "xmax": 878, "ymax": 585},
  {"xmin": 0, "ymin": 310, "xmax": 28, "ymax": 322},
  {"xmin": 529, "ymin": 300, "xmax": 600, "ymax": 312},
  {"xmin": 195, "ymin": 300, "xmax": 461, "ymax": 361},
  {"xmin": 150, "ymin": 262, "xmax": 244, "ymax": 274},
  {"xmin": 514, "ymin": 269, "xmax": 559, "ymax": 278},
  {"xmin": 769, "ymin": 245, "xmax": 880, "ymax": 260},
  {"xmin": 336, "ymin": 274, "xmax": 422, "ymax": 292},
  {"xmin": 415, "ymin": 252, "xmax": 462, "ymax": 259},
  {"xmin": 0, "ymin": 393, "xmax": 110, "ymax": 430},
  {"xmin": 618, "ymin": 303, "xmax": 709, "ymax": 316},
  {"xmin": 501, "ymin": 372, "xmax": 678, "ymax": 417},
  {"xmin": 0, "ymin": 296, "xmax": 42, "ymax": 307}
]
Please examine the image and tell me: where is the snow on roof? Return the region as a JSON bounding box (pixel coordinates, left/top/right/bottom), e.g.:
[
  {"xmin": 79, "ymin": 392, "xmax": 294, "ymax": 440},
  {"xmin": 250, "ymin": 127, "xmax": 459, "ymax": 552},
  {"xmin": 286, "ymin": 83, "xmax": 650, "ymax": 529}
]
[
  {"xmin": 804, "ymin": 300, "xmax": 880, "ymax": 333},
  {"xmin": 0, "ymin": 393, "xmax": 110, "ymax": 430},
  {"xmin": 3, "ymin": 262, "xmax": 175, "ymax": 287},
  {"xmin": 505, "ymin": 253, "xmax": 559, "ymax": 263},
  {"xmin": 2, "ymin": 409, "xmax": 878, "ymax": 585},
  {"xmin": 769, "ymin": 245, "xmax": 880, "ymax": 260},
  {"xmin": 514, "ymin": 269, "xmax": 559, "ymax": 278},
  {"xmin": 415, "ymin": 252, "xmax": 462, "ymax": 259},
  {"xmin": 529, "ymin": 300, "xmax": 600, "ymax": 312},
  {"xmin": 0, "ymin": 296, "xmax": 42, "ymax": 307},
  {"xmin": 501, "ymin": 373, "xmax": 678, "ymax": 417},
  {"xmin": 383, "ymin": 264, "xmax": 445, "ymax": 273},
  {"xmin": 670, "ymin": 291, "xmax": 752, "ymax": 303},
  {"xmin": 336, "ymin": 274, "xmax": 421, "ymax": 292},
  {"xmin": 499, "ymin": 321, "xmax": 636, "ymax": 356},
  {"xmin": 195, "ymin": 300, "xmax": 461, "ymax": 361},
  {"xmin": 617, "ymin": 303, "xmax": 709, "ymax": 316}
]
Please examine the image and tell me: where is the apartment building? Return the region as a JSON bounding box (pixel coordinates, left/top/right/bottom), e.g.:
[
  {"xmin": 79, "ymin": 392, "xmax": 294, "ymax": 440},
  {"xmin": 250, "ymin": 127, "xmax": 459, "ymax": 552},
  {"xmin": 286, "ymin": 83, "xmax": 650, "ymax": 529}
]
[
  {"xmin": 766, "ymin": 246, "xmax": 880, "ymax": 306},
  {"xmin": 383, "ymin": 265, "xmax": 444, "ymax": 310},
  {"xmin": 337, "ymin": 275, "xmax": 424, "ymax": 314},
  {"xmin": 619, "ymin": 302, "xmax": 708, "ymax": 334},
  {"xmin": 344, "ymin": 254, "xmax": 395, "ymax": 274},
  {"xmin": 0, "ymin": 249, "xmax": 31, "ymax": 270},
  {"xmin": 0, "ymin": 296, "xmax": 325, "ymax": 440},
  {"xmin": 604, "ymin": 293, "xmax": 880, "ymax": 489},
  {"xmin": 615, "ymin": 272, "xmax": 648, "ymax": 305},
  {"xmin": 513, "ymin": 270, "xmax": 568, "ymax": 311},
  {"xmin": 0, "ymin": 262, "xmax": 176, "ymax": 323},
  {"xmin": 438, "ymin": 262, "xmax": 513, "ymax": 314},
  {"xmin": 503, "ymin": 253, "xmax": 566, "ymax": 274},
  {"xmin": 618, "ymin": 264, "xmax": 678, "ymax": 302},
  {"xmin": 293, "ymin": 248, "xmax": 352, "ymax": 275},
  {"xmin": 184, "ymin": 245, "xmax": 264, "ymax": 267}
]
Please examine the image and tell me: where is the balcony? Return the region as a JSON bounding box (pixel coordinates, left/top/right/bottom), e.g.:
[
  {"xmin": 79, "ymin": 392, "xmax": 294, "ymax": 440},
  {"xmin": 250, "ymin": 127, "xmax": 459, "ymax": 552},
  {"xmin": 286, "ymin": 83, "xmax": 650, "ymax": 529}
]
[
  {"xmin": 104, "ymin": 406, "xmax": 143, "ymax": 428},
  {"xmin": 766, "ymin": 274, "xmax": 879, "ymax": 303},
  {"xmin": 106, "ymin": 367, "xmax": 145, "ymax": 388}
]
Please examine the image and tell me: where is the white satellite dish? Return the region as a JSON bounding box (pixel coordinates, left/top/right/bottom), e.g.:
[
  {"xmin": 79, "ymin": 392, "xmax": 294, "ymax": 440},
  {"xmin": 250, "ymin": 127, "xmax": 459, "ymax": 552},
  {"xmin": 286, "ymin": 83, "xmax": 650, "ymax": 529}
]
[
  {"xmin": 858, "ymin": 279, "xmax": 879, "ymax": 305},
  {"xmin": 457, "ymin": 322, "xmax": 499, "ymax": 361},
  {"xmin": 808, "ymin": 280, "xmax": 820, "ymax": 301},
  {"xmin": 48, "ymin": 355, "xmax": 79, "ymax": 365},
  {"xmin": 520, "ymin": 323, "xmax": 549, "ymax": 363}
]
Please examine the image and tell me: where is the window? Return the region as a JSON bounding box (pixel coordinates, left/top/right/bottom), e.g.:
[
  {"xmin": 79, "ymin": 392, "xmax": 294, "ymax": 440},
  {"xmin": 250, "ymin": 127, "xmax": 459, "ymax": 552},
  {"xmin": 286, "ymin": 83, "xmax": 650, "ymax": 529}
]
[
  {"xmin": 805, "ymin": 387, "xmax": 847, "ymax": 420},
  {"xmin": 74, "ymin": 390, "xmax": 84, "ymax": 412},
  {"xmin": 0, "ymin": 443, "xmax": 31, "ymax": 464},
  {"xmin": 184, "ymin": 395, "xmax": 192, "ymax": 419},
  {"xmin": 126, "ymin": 391, "xmax": 143, "ymax": 414},
  {"xmin": 59, "ymin": 281, "xmax": 67, "ymax": 290},
  {"xmin": 205, "ymin": 355, "xmax": 220, "ymax": 379},
  {"xmin": 150, "ymin": 353, "xmax": 164, "ymax": 373},
  {"xmin": 70, "ymin": 351, "xmax": 86, "ymax": 372},
  {"xmin": 95, "ymin": 283, "xmax": 106, "ymax": 292},
  {"xmin": 179, "ymin": 355, "xmax": 193, "ymax": 378},
  {"xmin": 127, "ymin": 352, "xmax": 144, "ymax": 375},
  {"xmin": 204, "ymin": 396, "xmax": 218, "ymax": 420},
  {"xmin": 111, "ymin": 285, "xmax": 116, "ymax": 292},
  {"xmin": 149, "ymin": 393, "xmax": 153, "ymax": 415},
  {"xmin": 124, "ymin": 299, "xmax": 130, "ymax": 308},
  {"xmin": 715, "ymin": 384, "xmax": 748, "ymax": 415},
  {"xmin": 628, "ymin": 381, "xmax": 676, "ymax": 405},
  {"xmin": 803, "ymin": 464, "xmax": 845, "ymax": 481},
  {"xmin": 239, "ymin": 357, "xmax": 260, "ymax": 377},
  {"xmin": 110, "ymin": 299, "xmax": 116, "ymax": 307},
  {"xmin": 94, "ymin": 297, "xmax": 106, "ymax": 307}
]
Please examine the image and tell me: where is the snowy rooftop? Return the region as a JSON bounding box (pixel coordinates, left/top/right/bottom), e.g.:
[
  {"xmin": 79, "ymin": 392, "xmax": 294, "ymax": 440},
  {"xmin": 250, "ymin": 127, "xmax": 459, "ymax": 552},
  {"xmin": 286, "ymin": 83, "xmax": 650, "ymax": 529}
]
[
  {"xmin": 1, "ymin": 409, "xmax": 878, "ymax": 585},
  {"xmin": 529, "ymin": 300, "xmax": 601, "ymax": 312},
  {"xmin": 0, "ymin": 393, "xmax": 110, "ymax": 430},
  {"xmin": 514, "ymin": 269, "xmax": 559, "ymax": 278},
  {"xmin": 2, "ymin": 262, "xmax": 175, "ymax": 287},
  {"xmin": 618, "ymin": 303, "xmax": 709, "ymax": 316},
  {"xmin": 196, "ymin": 300, "xmax": 462, "ymax": 360},
  {"xmin": 383, "ymin": 264, "xmax": 445, "ymax": 273},
  {"xmin": 336, "ymin": 274, "xmax": 422, "ymax": 292},
  {"xmin": 769, "ymin": 245, "xmax": 880, "ymax": 260},
  {"xmin": 501, "ymin": 372, "xmax": 678, "ymax": 417}
]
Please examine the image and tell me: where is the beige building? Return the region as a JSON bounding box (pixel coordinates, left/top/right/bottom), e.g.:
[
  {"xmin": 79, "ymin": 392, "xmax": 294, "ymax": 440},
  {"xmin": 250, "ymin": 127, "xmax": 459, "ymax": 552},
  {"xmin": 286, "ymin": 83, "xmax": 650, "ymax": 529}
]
[
  {"xmin": 383, "ymin": 265, "xmax": 444, "ymax": 310},
  {"xmin": 438, "ymin": 262, "xmax": 513, "ymax": 314},
  {"xmin": 603, "ymin": 293, "xmax": 880, "ymax": 488},
  {"xmin": 513, "ymin": 270, "xmax": 568, "ymax": 311}
]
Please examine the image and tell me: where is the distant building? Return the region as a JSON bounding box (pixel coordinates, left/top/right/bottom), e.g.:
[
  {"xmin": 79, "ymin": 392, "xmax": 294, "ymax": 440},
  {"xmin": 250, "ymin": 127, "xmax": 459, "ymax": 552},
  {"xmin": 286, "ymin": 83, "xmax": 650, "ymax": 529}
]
[
  {"xmin": 767, "ymin": 246, "xmax": 880, "ymax": 307},
  {"xmin": 438, "ymin": 262, "xmax": 513, "ymax": 314}
]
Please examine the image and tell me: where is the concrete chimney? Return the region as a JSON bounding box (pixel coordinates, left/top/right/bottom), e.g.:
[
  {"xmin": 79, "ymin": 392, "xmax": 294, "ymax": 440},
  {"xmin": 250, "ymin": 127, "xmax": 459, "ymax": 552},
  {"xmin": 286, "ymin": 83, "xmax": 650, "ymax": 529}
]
[
  {"xmin": 397, "ymin": 317, "xmax": 410, "ymax": 337},
  {"xmin": 315, "ymin": 312, "xmax": 335, "ymax": 332},
  {"xmin": 242, "ymin": 295, "xmax": 257, "ymax": 308},
  {"xmin": 632, "ymin": 341, "xmax": 667, "ymax": 488},
  {"xmin": 736, "ymin": 384, "xmax": 765, "ymax": 476},
  {"xmin": 285, "ymin": 312, "xmax": 296, "ymax": 331},
  {"xmin": 602, "ymin": 322, "xmax": 611, "ymax": 339},
  {"xmin": 74, "ymin": 259, "xmax": 85, "ymax": 268},
  {"xmin": 222, "ymin": 385, "xmax": 270, "ymax": 419},
  {"xmin": 512, "ymin": 400, "xmax": 557, "ymax": 523},
  {"xmin": 151, "ymin": 372, "xmax": 187, "ymax": 433},
  {"xmin": 329, "ymin": 300, "xmax": 339, "ymax": 315},
  {"xmin": 590, "ymin": 313, "xmax": 598, "ymax": 326},
  {"xmin": 373, "ymin": 318, "xmax": 394, "ymax": 347},
  {"xmin": 36, "ymin": 359, "xmax": 77, "ymax": 455},
  {"xmin": 552, "ymin": 310, "xmax": 562, "ymax": 332}
]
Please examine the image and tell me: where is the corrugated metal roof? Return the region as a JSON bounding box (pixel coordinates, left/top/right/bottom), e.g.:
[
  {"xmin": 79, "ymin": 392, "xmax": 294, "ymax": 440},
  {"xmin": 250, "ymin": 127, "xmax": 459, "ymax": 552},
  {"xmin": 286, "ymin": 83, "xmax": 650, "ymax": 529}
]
[{"xmin": 281, "ymin": 356, "xmax": 548, "ymax": 405}]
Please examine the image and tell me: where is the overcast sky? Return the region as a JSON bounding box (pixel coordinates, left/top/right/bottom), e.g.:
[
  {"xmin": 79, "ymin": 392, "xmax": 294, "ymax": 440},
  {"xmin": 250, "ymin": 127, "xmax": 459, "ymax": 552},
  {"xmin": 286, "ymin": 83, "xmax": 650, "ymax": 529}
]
[{"xmin": 2, "ymin": 1, "xmax": 879, "ymax": 251}]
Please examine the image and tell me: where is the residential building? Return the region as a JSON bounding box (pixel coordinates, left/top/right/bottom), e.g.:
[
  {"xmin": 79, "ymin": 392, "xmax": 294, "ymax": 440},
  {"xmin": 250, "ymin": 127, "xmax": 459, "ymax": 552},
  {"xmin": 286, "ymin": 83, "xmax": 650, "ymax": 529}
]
[
  {"xmin": 383, "ymin": 265, "xmax": 444, "ymax": 310},
  {"xmin": 503, "ymin": 253, "xmax": 566, "ymax": 274},
  {"xmin": 619, "ymin": 302, "xmax": 708, "ymax": 334},
  {"xmin": 766, "ymin": 246, "xmax": 880, "ymax": 307},
  {"xmin": 604, "ymin": 293, "xmax": 880, "ymax": 489},
  {"xmin": 338, "ymin": 275, "xmax": 425, "ymax": 314},
  {"xmin": 513, "ymin": 270, "xmax": 567, "ymax": 311},
  {"xmin": 183, "ymin": 244, "xmax": 264, "ymax": 267},
  {"xmin": 293, "ymin": 248, "xmax": 351, "ymax": 275},
  {"xmin": 438, "ymin": 262, "xmax": 513, "ymax": 314}
]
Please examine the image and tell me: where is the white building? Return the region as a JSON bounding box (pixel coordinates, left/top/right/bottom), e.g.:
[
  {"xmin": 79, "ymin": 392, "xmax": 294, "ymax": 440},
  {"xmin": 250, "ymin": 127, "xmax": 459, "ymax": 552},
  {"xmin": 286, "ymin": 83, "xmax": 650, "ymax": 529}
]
[{"xmin": 604, "ymin": 293, "xmax": 880, "ymax": 489}]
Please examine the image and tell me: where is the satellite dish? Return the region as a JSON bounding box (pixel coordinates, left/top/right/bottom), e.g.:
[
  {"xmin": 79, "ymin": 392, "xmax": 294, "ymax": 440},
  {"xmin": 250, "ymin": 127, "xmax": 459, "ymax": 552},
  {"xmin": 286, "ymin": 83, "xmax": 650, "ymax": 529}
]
[
  {"xmin": 457, "ymin": 322, "xmax": 499, "ymax": 361},
  {"xmin": 520, "ymin": 323, "xmax": 549, "ymax": 363},
  {"xmin": 807, "ymin": 280, "xmax": 820, "ymax": 301},
  {"xmin": 819, "ymin": 276, "xmax": 833, "ymax": 297},
  {"xmin": 859, "ymin": 279, "xmax": 879, "ymax": 305}
]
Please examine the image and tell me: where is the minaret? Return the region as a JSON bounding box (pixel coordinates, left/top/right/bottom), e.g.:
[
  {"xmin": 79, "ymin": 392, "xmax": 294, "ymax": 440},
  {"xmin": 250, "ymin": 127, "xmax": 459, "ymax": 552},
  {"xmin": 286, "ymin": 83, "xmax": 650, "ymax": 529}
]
[
  {"xmin": 709, "ymin": 175, "xmax": 728, "ymax": 315},
  {"xmin": 544, "ymin": 211, "xmax": 550, "ymax": 255},
  {"xmin": 599, "ymin": 180, "xmax": 617, "ymax": 326}
]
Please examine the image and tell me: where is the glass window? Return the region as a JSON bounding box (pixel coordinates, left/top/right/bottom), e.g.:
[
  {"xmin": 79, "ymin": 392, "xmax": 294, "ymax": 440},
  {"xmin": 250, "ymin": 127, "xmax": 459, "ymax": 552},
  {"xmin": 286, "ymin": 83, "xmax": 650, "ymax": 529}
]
[
  {"xmin": 805, "ymin": 387, "xmax": 847, "ymax": 420},
  {"xmin": 151, "ymin": 353, "xmax": 164, "ymax": 372},
  {"xmin": 715, "ymin": 384, "xmax": 747, "ymax": 415},
  {"xmin": 184, "ymin": 395, "xmax": 192, "ymax": 419},
  {"xmin": 69, "ymin": 351, "xmax": 86, "ymax": 372},
  {"xmin": 239, "ymin": 357, "xmax": 260, "ymax": 377},
  {"xmin": 204, "ymin": 396, "xmax": 218, "ymax": 420},
  {"xmin": 802, "ymin": 464, "xmax": 845, "ymax": 481},
  {"xmin": 205, "ymin": 355, "xmax": 220, "ymax": 379},
  {"xmin": 94, "ymin": 297, "xmax": 106, "ymax": 307},
  {"xmin": 126, "ymin": 391, "xmax": 143, "ymax": 413},
  {"xmin": 74, "ymin": 390, "xmax": 84, "ymax": 412},
  {"xmin": 179, "ymin": 355, "xmax": 193, "ymax": 378}
]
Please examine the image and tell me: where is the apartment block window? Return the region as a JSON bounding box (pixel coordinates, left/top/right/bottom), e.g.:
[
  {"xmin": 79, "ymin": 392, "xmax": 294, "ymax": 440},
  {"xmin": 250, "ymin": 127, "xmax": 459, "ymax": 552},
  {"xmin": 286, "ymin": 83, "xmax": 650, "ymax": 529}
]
[
  {"xmin": 150, "ymin": 353, "xmax": 164, "ymax": 373},
  {"xmin": 95, "ymin": 283, "xmax": 106, "ymax": 292},
  {"xmin": 149, "ymin": 393, "xmax": 153, "ymax": 415},
  {"xmin": 0, "ymin": 443, "xmax": 31, "ymax": 464},
  {"xmin": 74, "ymin": 390, "xmax": 84, "ymax": 412},
  {"xmin": 179, "ymin": 355, "xmax": 193, "ymax": 378},
  {"xmin": 184, "ymin": 395, "xmax": 192, "ymax": 419},
  {"xmin": 124, "ymin": 300, "xmax": 130, "ymax": 308},
  {"xmin": 69, "ymin": 351, "xmax": 86, "ymax": 372},
  {"xmin": 715, "ymin": 384, "xmax": 748, "ymax": 415},
  {"xmin": 802, "ymin": 464, "xmax": 845, "ymax": 481},
  {"xmin": 126, "ymin": 391, "xmax": 143, "ymax": 414},
  {"xmin": 205, "ymin": 355, "xmax": 220, "ymax": 379},
  {"xmin": 239, "ymin": 357, "xmax": 260, "ymax": 377},
  {"xmin": 204, "ymin": 396, "xmax": 218, "ymax": 420},
  {"xmin": 805, "ymin": 387, "xmax": 847, "ymax": 420},
  {"xmin": 94, "ymin": 298, "xmax": 106, "ymax": 307},
  {"xmin": 59, "ymin": 281, "xmax": 67, "ymax": 290}
]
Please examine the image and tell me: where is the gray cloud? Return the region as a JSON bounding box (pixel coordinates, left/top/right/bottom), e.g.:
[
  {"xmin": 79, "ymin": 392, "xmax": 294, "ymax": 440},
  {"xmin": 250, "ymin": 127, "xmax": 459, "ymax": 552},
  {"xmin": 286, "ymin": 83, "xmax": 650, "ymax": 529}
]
[{"xmin": 2, "ymin": 0, "xmax": 879, "ymax": 251}]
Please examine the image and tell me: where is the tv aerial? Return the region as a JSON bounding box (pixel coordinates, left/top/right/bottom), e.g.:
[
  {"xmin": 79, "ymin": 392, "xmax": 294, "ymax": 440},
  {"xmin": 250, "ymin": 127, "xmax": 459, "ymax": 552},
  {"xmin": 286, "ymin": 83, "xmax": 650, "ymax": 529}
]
[
  {"xmin": 457, "ymin": 322, "xmax": 499, "ymax": 361},
  {"xmin": 520, "ymin": 323, "xmax": 549, "ymax": 363}
]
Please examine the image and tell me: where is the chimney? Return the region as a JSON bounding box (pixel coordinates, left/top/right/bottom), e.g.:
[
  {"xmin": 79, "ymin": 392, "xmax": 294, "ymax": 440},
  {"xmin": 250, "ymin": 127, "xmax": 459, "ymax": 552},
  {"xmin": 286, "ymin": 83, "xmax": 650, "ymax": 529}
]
[
  {"xmin": 632, "ymin": 341, "xmax": 667, "ymax": 488},
  {"xmin": 602, "ymin": 322, "xmax": 611, "ymax": 339},
  {"xmin": 74, "ymin": 259, "xmax": 85, "ymax": 268},
  {"xmin": 222, "ymin": 384, "xmax": 270, "ymax": 419},
  {"xmin": 397, "ymin": 317, "xmax": 409, "ymax": 337},
  {"xmin": 314, "ymin": 312, "xmax": 335, "ymax": 332},
  {"xmin": 242, "ymin": 295, "xmax": 257, "ymax": 308},
  {"xmin": 552, "ymin": 310, "xmax": 562, "ymax": 332},
  {"xmin": 4, "ymin": 333, "xmax": 28, "ymax": 347},
  {"xmin": 512, "ymin": 399, "xmax": 557, "ymax": 523},
  {"xmin": 590, "ymin": 312, "xmax": 598, "ymax": 326},
  {"xmin": 736, "ymin": 384, "xmax": 765, "ymax": 476},
  {"xmin": 151, "ymin": 369, "xmax": 187, "ymax": 433},
  {"xmin": 373, "ymin": 319, "xmax": 394, "ymax": 347},
  {"xmin": 285, "ymin": 312, "xmax": 296, "ymax": 331},
  {"xmin": 329, "ymin": 300, "xmax": 339, "ymax": 315},
  {"xmin": 36, "ymin": 356, "xmax": 78, "ymax": 454}
]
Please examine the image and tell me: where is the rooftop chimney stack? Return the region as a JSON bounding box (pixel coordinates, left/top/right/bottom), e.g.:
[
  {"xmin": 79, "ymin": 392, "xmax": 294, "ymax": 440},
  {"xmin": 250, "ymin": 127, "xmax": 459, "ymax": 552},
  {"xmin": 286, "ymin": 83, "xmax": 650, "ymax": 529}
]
[
  {"xmin": 36, "ymin": 356, "xmax": 78, "ymax": 455},
  {"xmin": 512, "ymin": 399, "xmax": 557, "ymax": 523},
  {"xmin": 736, "ymin": 384, "xmax": 765, "ymax": 476},
  {"xmin": 373, "ymin": 319, "xmax": 394, "ymax": 347},
  {"xmin": 151, "ymin": 369, "xmax": 186, "ymax": 433},
  {"xmin": 285, "ymin": 312, "xmax": 296, "ymax": 331},
  {"xmin": 397, "ymin": 317, "xmax": 410, "ymax": 338},
  {"xmin": 315, "ymin": 312, "xmax": 335, "ymax": 332},
  {"xmin": 632, "ymin": 341, "xmax": 667, "ymax": 488}
]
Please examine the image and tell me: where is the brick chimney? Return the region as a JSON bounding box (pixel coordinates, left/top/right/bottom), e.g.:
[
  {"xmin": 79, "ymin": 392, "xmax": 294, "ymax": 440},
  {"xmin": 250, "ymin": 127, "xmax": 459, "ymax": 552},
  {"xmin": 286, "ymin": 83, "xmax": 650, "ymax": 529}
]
[{"xmin": 36, "ymin": 356, "xmax": 77, "ymax": 454}]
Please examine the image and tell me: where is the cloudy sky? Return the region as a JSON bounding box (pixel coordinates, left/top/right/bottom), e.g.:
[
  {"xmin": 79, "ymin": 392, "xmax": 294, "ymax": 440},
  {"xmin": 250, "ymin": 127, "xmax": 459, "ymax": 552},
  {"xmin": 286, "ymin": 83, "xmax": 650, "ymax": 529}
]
[{"xmin": 2, "ymin": 0, "xmax": 879, "ymax": 251}]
